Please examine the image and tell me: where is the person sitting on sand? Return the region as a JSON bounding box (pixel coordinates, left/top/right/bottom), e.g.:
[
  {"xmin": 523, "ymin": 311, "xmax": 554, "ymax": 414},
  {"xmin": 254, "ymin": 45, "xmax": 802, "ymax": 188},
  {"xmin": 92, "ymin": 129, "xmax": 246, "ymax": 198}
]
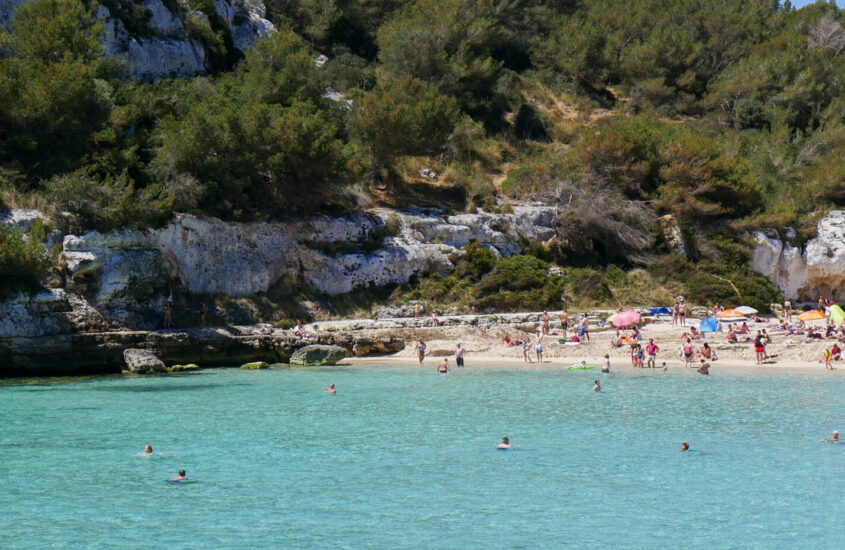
[
  {"xmin": 322, "ymin": 384, "xmax": 336, "ymax": 395},
  {"xmin": 168, "ymin": 469, "xmax": 187, "ymax": 482},
  {"xmin": 593, "ymin": 379, "xmax": 601, "ymax": 392},
  {"xmin": 821, "ymin": 431, "xmax": 840, "ymax": 443},
  {"xmin": 497, "ymin": 436, "xmax": 512, "ymax": 449},
  {"xmin": 807, "ymin": 327, "xmax": 822, "ymax": 339},
  {"xmin": 831, "ymin": 343, "xmax": 842, "ymax": 360},
  {"xmin": 700, "ymin": 342, "xmax": 717, "ymax": 361},
  {"xmin": 689, "ymin": 327, "xmax": 700, "ymax": 340},
  {"xmin": 680, "ymin": 442, "xmax": 690, "ymax": 452},
  {"xmin": 726, "ymin": 326, "xmax": 738, "ymax": 344},
  {"xmin": 438, "ymin": 358, "xmax": 450, "ymax": 374},
  {"xmin": 602, "ymin": 354, "xmax": 610, "ymax": 373},
  {"xmin": 698, "ymin": 359, "xmax": 710, "ymax": 375}
]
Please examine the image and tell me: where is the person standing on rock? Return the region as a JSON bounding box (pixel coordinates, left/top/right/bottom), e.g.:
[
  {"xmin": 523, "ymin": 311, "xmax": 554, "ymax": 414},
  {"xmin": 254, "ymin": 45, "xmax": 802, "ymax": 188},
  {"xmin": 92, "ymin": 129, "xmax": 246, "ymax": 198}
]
[
  {"xmin": 431, "ymin": 311, "xmax": 439, "ymax": 327},
  {"xmin": 455, "ymin": 343, "xmax": 466, "ymax": 367},
  {"xmin": 559, "ymin": 309, "xmax": 569, "ymax": 338},
  {"xmin": 416, "ymin": 339, "xmax": 427, "ymax": 364},
  {"xmin": 542, "ymin": 311, "xmax": 550, "ymax": 335},
  {"xmin": 164, "ymin": 301, "xmax": 173, "ymax": 329},
  {"xmin": 199, "ymin": 302, "xmax": 208, "ymax": 328}
]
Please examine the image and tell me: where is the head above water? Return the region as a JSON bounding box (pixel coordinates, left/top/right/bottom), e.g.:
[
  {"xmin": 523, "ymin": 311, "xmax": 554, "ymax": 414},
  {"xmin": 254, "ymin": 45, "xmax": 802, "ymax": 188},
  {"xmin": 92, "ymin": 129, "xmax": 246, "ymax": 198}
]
[
  {"xmin": 681, "ymin": 442, "xmax": 690, "ymax": 451},
  {"xmin": 178, "ymin": 469, "xmax": 186, "ymax": 476},
  {"xmin": 144, "ymin": 444, "xmax": 152, "ymax": 453},
  {"xmin": 502, "ymin": 436, "xmax": 509, "ymax": 444}
]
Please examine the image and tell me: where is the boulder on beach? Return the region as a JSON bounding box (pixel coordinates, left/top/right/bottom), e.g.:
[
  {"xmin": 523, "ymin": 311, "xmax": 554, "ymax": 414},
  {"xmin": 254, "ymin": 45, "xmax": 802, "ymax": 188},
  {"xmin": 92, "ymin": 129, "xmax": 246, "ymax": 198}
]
[
  {"xmin": 240, "ymin": 361, "xmax": 270, "ymax": 369},
  {"xmin": 123, "ymin": 349, "xmax": 166, "ymax": 374},
  {"xmin": 289, "ymin": 345, "xmax": 346, "ymax": 366}
]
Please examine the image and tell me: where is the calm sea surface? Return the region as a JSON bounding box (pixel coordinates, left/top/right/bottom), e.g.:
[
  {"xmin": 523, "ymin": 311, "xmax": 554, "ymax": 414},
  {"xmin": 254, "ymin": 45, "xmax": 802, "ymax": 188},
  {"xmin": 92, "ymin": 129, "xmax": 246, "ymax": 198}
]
[{"xmin": 1, "ymin": 365, "xmax": 844, "ymax": 549}]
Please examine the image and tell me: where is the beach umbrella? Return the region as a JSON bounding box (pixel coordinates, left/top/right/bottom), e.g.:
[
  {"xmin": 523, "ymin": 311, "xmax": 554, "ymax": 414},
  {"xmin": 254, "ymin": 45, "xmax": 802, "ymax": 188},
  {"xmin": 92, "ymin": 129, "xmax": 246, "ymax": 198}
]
[
  {"xmin": 830, "ymin": 305, "xmax": 845, "ymax": 324},
  {"xmin": 717, "ymin": 309, "xmax": 745, "ymax": 320},
  {"xmin": 699, "ymin": 317, "xmax": 721, "ymax": 332},
  {"xmin": 797, "ymin": 310, "xmax": 827, "ymax": 321},
  {"xmin": 612, "ymin": 310, "xmax": 641, "ymax": 327},
  {"xmin": 647, "ymin": 306, "xmax": 672, "ymax": 315},
  {"xmin": 736, "ymin": 306, "xmax": 758, "ymax": 315}
]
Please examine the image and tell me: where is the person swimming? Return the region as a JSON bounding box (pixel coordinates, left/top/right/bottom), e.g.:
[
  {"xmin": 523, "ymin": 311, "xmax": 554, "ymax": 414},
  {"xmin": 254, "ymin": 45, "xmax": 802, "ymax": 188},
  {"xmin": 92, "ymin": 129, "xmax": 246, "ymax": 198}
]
[
  {"xmin": 821, "ymin": 430, "xmax": 841, "ymax": 443},
  {"xmin": 593, "ymin": 379, "xmax": 601, "ymax": 392},
  {"xmin": 680, "ymin": 442, "xmax": 690, "ymax": 452},
  {"xmin": 497, "ymin": 436, "xmax": 512, "ymax": 450},
  {"xmin": 168, "ymin": 469, "xmax": 187, "ymax": 482},
  {"xmin": 322, "ymin": 383, "xmax": 336, "ymax": 395},
  {"xmin": 144, "ymin": 444, "xmax": 153, "ymax": 454}
]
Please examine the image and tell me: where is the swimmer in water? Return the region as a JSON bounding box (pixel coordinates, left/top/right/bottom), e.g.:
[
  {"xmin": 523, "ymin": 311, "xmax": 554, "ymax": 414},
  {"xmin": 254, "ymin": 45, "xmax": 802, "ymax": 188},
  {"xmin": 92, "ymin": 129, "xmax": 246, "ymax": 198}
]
[
  {"xmin": 168, "ymin": 469, "xmax": 187, "ymax": 482},
  {"xmin": 681, "ymin": 442, "xmax": 690, "ymax": 452},
  {"xmin": 661, "ymin": 361, "xmax": 667, "ymax": 372},
  {"xmin": 322, "ymin": 383, "xmax": 336, "ymax": 395},
  {"xmin": 438, "ymin": 357, "xmax": 450, "ymax": 374},
  {"xmin": 144, "ymin": 444, "xmax": 153, "ymax": 454},
  {"xmin": 821, "ymin": 430, "xmax": 840, "ymax": 443},
  {"xmin": 497, "ymin": 436, "xmax": 512, "ymax": 449},
  {"xmin": 593, "ymin": 379, "xmax": 601, "ymax": 392}
]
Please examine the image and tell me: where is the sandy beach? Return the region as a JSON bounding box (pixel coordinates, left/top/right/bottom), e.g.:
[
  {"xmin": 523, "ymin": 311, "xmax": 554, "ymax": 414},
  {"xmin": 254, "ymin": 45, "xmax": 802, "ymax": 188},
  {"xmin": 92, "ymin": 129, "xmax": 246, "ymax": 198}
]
[{"xmin": 342, "ymin": 315, "xmax": 843, "ymax": 373}]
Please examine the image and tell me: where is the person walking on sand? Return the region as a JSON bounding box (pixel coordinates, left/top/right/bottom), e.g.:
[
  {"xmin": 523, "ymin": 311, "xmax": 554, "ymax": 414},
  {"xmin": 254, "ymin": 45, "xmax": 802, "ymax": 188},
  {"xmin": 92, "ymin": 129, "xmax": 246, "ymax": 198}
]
[
  {"xmin": 559, "ymin": 309, "xmax": 569, "ymax": 338},
  {"xmin": 646, "ymin": 338, "xmax": 659, "ymax": 368},
  {"xmin": 535, "ymin": 332, "xmax": 544, "ymax": 363},
  {"xmin": 522, "ymin": 336, "xmax": 533, "ymax": 364},
  {"xmin": 164, "ymin": 301, "xmax": 172, "ymax": 329},
  {"xmin": 455, "ymin": 343, "xmax": 466, "ymax": 367},
  {"xmin": 416, "ymin": 339, "xmax": 427, "ymax": 364},
  {"xmin": 681, "ymin": 338, "xmax": 694, "ymax": 368},
  {"xmin": 824, "ymin": 348, "xmax": 833, "ymax": 370},
  {"xmin": 678, "ymin": 300, "xmax": 687, "ymax": 327},
  {"xmin": 754, "ymin": 332, "xmax": 765, "ymax": 365}
]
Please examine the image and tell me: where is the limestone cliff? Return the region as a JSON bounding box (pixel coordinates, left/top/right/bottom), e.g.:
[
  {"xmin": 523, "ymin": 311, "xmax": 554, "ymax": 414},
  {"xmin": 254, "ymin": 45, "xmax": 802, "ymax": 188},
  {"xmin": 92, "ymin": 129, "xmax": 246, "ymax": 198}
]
[
  {"xmin": 1, "ymin": 0, "xmax": 275, "ymax": 80},
  {"xmin": 751, "ymin": 210, "xmax": 845, "ymax": 301}
]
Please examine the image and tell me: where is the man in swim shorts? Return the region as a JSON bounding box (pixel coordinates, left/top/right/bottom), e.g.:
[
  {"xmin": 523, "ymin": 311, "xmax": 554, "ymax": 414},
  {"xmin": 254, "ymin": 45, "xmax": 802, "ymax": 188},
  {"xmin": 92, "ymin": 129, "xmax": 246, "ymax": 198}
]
[
  {"xmin": 455, "ymin": 343, "xmax": 465, "ymax": 367},
  {"xmin": 438, "ymin": 358, "xmax": 449, "ymax": 374},
  {"xmin": 559, "ymin": 309, "xmax": 569, "ymax": 338}
]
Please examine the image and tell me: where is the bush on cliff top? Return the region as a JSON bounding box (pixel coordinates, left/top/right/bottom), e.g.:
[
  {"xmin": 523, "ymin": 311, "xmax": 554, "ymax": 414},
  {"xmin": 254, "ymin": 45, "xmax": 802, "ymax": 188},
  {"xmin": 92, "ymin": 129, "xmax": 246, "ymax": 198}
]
[{"xmin": 0, "ymin": 222, "xmax": 51, "ymax": 298}]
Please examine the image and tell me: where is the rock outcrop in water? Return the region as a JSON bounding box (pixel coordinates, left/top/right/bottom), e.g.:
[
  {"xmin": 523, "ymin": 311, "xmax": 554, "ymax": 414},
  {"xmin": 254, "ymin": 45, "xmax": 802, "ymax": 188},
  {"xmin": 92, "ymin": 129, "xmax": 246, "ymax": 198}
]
[{"xmin": 751, "ymin": 210, "xmax": 845, "ymax": 301}]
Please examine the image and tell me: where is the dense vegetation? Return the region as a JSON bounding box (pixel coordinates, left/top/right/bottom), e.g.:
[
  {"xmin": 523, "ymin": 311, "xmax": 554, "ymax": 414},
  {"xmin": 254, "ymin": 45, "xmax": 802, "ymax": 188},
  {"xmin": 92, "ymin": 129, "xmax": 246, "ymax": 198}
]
[{"xmin": 3, "ymin": 0, "xmax": 843, "ymax": 309}]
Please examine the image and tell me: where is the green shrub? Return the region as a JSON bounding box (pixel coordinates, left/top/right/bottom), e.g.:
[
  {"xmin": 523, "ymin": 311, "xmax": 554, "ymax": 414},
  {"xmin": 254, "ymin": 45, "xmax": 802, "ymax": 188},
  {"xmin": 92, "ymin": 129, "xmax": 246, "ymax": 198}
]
[
  {"xmin": 452, "ymin": 241, "xmax": 496, "ymax": 281},
  {"xmin": 0, "ymin": 222, "xmax": 51, "ymax": 297},
  {"xmin": 170, "ymin": 364, "xmax": 200, "ymax": 372},
  {"xmin": 240, "ymin": 361, "xmax": 270, "ymax": 369}
]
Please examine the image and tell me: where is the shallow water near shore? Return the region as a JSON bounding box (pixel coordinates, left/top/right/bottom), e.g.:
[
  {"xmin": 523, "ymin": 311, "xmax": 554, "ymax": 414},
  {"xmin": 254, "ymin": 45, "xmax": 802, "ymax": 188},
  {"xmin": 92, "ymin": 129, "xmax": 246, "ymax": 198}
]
[{"xmin": 2, "ymin": 365, "xmax": 845, "ymax": 549}]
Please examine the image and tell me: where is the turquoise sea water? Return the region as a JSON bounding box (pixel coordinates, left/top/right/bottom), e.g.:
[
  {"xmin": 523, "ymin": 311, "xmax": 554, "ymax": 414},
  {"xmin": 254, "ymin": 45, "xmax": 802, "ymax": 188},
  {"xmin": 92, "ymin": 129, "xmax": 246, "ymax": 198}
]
[{"xmin": 2, "ymin": 365, "xmax": 845, "ymax": 549}]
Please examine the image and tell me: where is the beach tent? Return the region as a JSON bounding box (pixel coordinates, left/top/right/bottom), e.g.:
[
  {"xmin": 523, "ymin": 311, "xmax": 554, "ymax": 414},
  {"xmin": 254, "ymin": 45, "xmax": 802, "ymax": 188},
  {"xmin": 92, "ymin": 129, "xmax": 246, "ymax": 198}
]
[
  {"xmin": 797, "ymin": 310, "xmax": 827, "ymax": 321},
  {"xmin": 736, "ymin": 306, "xmax": 758, "ymax": 315},
  {"xmin": 699, "ymin": 317, "xmax": 721, "ymax": 332},
  {"xmin": 647, "ymin": 307, "xmax": 672, "ymax": 315},
  {"xmin": 718, "ymin": 309, "xmax": 745, "ymax": 320},
  {"xmin": 830, "ymin": 305, "xmax": 845, "ymax": 324},
  {"xmin": 612, "ymin": 311, "xmax": 641, "ymax": 327}
]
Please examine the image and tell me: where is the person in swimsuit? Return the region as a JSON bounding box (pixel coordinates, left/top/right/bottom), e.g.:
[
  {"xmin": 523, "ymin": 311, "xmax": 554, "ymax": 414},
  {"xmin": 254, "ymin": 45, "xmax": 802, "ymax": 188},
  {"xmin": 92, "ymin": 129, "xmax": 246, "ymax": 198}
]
[
  {"xmin": 416, "ymin": 339, "xmax": 426, "ymax": 364},
  {"xmin": 535, "ymin": 333, "xmax": 544, "ymax": 363},
  {"xmin": 438, "ymin": 358, "xmax": 450, "ymax": 374},
  {"xmin": 579, "ymin": 318, "xmax": 590, "ymax": 342},
  {"xmin": 646, "ymin": 338, "xmax": 658, "ymax": 368},
  {"xmin": 431, "ymin": 311, "xmax": 438, "ymax": 327},
  {"xmin": 522, "ymin": 336, "xmax": 533, "ymax": 363},
  {"xmin": 824, "ymin": 348, "xmax": 833, "ymax": 370},
  {"xmin": 497, "ymin": 436, "xmax": 512, "ymax": 449},
  {"xmin": 784, "ymin": 299, "xmax": 793, "ymax": 322},
  {"xmin": 602, "ymin": 354, "xmax": 610, "ymax": 373},
  {"xmin": 542, "ymin": 311, "xmax": 550, "ymax": 335},
  {"xmin": 754, "ymin": 332, "xmax": 765, "ymax": 365},
  {"xmin": 322, "ymin": 383, "xmax": 336, "ymax": 395},
  {"xmin": 821, "ymin": 430, "xmax": 840, "ymax": 443},
  {"xmin": 168, "ymin": 469, "xmax": 187, "ymax": 482},
  {"xmin": 144, "ymin": 444, "xmax": 153, "ymax": 455},
  {"xmin": 630, "ymin": 343, "xmax": 640, "ymax": 367},
  {"xmin": 678, "ymin": 301, "xmax": 687, "ymax": 327},
  {"xmin": 559, "ymin": 309, "xmax": 569, "ymax": 338},
  {"xmin": 593, "ymin": 379, "xmax": 601, "ymax": 392},
  {"xmin": 681, "ymin": 338, "xmax": 694, "ymax": 368},
  {"xmin": 701, "ymin": 342, "xmax": 717, "ymax": 361},
  {"xmin": 455, "ymin": 343, "xmax": 465, "ymax": 367},
  {"xmin": 698, "ymin": 359, "xmax": 710, "ymax": 375},
  {"xmin": 680, "ymin": 442, "xmax": 690, "ymax": 452}
]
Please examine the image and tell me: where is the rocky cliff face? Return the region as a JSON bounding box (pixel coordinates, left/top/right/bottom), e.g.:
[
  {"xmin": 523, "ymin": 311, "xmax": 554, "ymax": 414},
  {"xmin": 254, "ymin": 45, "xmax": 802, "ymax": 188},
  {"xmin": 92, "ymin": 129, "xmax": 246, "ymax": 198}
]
[
  {"xmin": 751, "ymin": 210, "xmax": 845, "ymax": 301},
  {"xmin": 2, "ymin": 0, "xmax": 275, "ymax": 80}
]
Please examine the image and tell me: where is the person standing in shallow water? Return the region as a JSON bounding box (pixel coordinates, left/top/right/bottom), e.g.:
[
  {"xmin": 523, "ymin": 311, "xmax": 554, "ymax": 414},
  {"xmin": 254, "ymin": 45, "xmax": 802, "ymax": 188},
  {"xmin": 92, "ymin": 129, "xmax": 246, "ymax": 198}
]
[
  {"xmin": 455, "ymin": 343, "xmax": 465, "ymax": 367},
  {"xmin": 593, "ymin": 380, "xmax": 601, "ymax": 391}
]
